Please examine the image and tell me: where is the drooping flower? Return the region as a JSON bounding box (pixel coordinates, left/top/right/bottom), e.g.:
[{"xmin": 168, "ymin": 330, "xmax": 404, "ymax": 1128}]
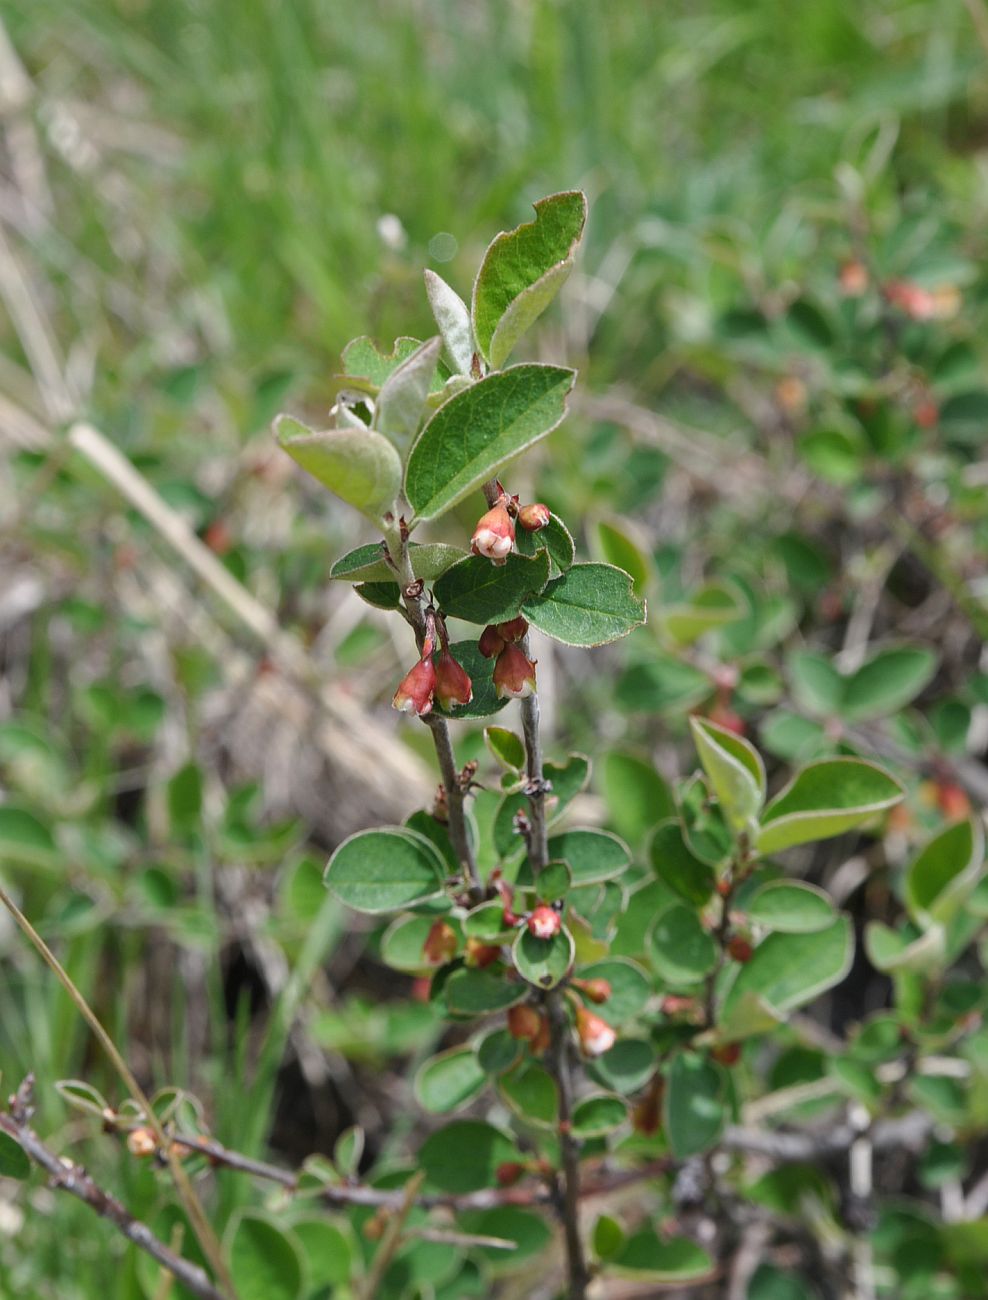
[
  {"xmin": 507, "ymin": 1003, "xmax": 544, "ymax": 1041},
  {"xmin": 575, "ymin": 1005, "xmax": 617, "ymax": 1056},
  {"xmin": 573, "ymin": 977, "xmax": 612, "ymax": 1005},
  {"xmin": 464, "ymin": 937, "xmax": 501, "ymax": 969},
  {"xmin": 471, "ymin": 500, "xmax": 515, "ymax": 564},
  {"xmin": 434, "ymin": 650, "xmax": 473, "ymax": 709},
  {"xmin": 392, "ymin": 657, "xmax": 436, "ymax": 716},
  {"xmin": 493, "ymin": 644, "xmax": 537, "ymax": 699},
  {"xmin": 495, "ymin": 615, "xmax": 528, "ymax": 643},
  {"xmin": 517, "ymin": 502, "xmax": 550, "ymax": 532},
  {"xmin": 478, "ymin": 624, "xmax": 506, "ymax": 659},
  {"xmin": 421, "ymin": 920, "xmax": 458, "ymax": 965}
]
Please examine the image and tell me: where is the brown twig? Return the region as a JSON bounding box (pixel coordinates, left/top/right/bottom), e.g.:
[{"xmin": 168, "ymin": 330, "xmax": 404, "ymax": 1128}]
[
  {"xmin": 385, "ymin": 522, "xmax": 482, "ymax": 899},
  {"xmin": 0, "ymin": 1079, "xmax": 224, "ymax": 1300},
  {"xmin": 359, "ymin": 1171, "xmax": 424, "ymax": 1300}
]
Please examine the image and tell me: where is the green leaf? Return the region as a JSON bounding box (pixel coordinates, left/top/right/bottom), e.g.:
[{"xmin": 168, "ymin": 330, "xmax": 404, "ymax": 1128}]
[
  {"xmin": 523, "ymin": 563, "xmax": 646, "ymax": 647},
  {"xmin": 905, "ymin": 818, "xmax": 985, "ymax": 928},
  {"xmin": 380, "ymin": 913, "xmax": 461, "ymax": 971},
  {"xmin": 512, "ymin": 926, "xmax": 574, "ymax": 989},
  {"xmin": 665, "ymin": 1053, "xmax": 727, "ymax": 1157},
  {"xmin": 444, "ymin": 968, "xmax": 525, "ymax": 1016},
  {"xmin": 405, "ymin": 364, "xmax": 575, "ymax": 521},
  {"xmin": 788, "ymin": 651, "xmax": 844, "ymax": 717},
  {"xmin": 275, "ymin": 415, "xmax": 401, "ymax": 519},
  {"xmin": 340, "ymin": 335, "xmax": 447, "ymax": 395},
  {"xmin": 841, "ymin": 646, "xmax": 937, "ymax": 722},
  {"xmin": 330, "ymin": 541, "xmax": 466, "ymax": 584},
  {"xmin": 514, "ymin": 511, "xmax": 575, "ymax": 575},
  {"xmin": 375, "ymin": 336, "xmax": 442, "ymax": 450},
  {"xmin": 690, "ymin": 716, "xmax": 765, "ymax": 832},
  {"xmin": 649, "ymin": 820, "xmax": 716, "ymax": 906},
  {"xmin": 593, "ymin": 1215, "xmax": 626, "ymax": 1260},
  {"xmin": 662, "ymin": 582, "xmax": 742, "ymax": 646},
  {"xmin": 577, "ymin": 958, "xmax": 651, "ymax": 1027},
  {"xmin": 596, "ymin": 520, "xmax": 651, "ymax": 595},
  {"xmin": 418, "ymin": 1121, "xmax": 518, "ymax": 1193},
  {"xmin": 589, "ymin": 1038, "xmax": 657, "ymax": 1093},
  {"xmin": 424, "ymin": 270, "xmax": 474, "ymax": 375},
  {"xmin": 613, "ymin": 1232, "xmax": 714, "ymax": 1283},
  {"xmin": 535, "ymin": 860, "xmax": 572, "ymax": 901},
  {"xmin": 0, "ymin": 1133, "xmax": 29, "ymax": 1180},
  {"xmin": 499, "ymin": 1063, "xmax": 558, "ymax": 1129},
  {"xmin": 602, "ymin": 751, "xmax": 676, "ymax": 847},
  {"xmin": 571, "ymin": 1093, "xmax": 628, "ymax": 1138},
  {"xmin": 228, "ymin": 1211, "xmax": 303, "ymax": 1300},
  {"xmin": 434, "ymin": 551, "xmax": 549, "ymax": 624},
  {"xmin": 333, "ymin": 1127, "xmax": 364, "ymax": 1178},
  {"xmin": 543, "ymin": 828, "xmax": 631, "ymax": 886},
  {"xmin": 472, "ymin": 191, "xmax": 587, "ymax": 368},
  {"xmin": 458, "ymin": 1206, "xmax": 551, "ymax": 1267},
  {"xmin": 354, "ymin": 581, "xmax": 400, "ymax": 610},
  {"xmin": 477, "ymin": 1028, "xmax": 521, "ymax": 1075},
  {"xmin": 864, "ymin": 921, "xmax": 944, "ymax": 973},
  {"xmin": 0, "ymin": 805, "xmax": 58, "ymax": 870},
  {"xmin": 615, "ymin": 655, "xmax": 710, "ymax": 714},
  {"xmin": 414, "ymin": 1046, "xmax": 486, "ymax": 1113},
  {"xmin": 648, "ymin": 904, "xmax": 717, "ymax": 986},
  {"xmin": 485, "ymin": 726, "xmax": 525, "ymax": 771},
  {"xmin": 745, "ymin": 880, "xmax": 836, "ymax": 933},
  {"xmin": 757, "ymin": 759, "xmax": 904, "ymax": 855},
  {"xmin": 324, "ymin": 828, "xmax": 446, "ymax": 914},
  {"xmin": 292, "ymin": 1218, "xmax": 353, "ymax": 1289},
  {"xmin": 747, "ymin": 1264, "xmax": 817, "ymax": 1300},
  {"xmin": 463, "ymin": 900, "xmax": 515, "ymax": 943},
  {"xmin": 721, "ymin": 917, "xmax": 853, "ymax": 1024},
  {"xmin": 433, "ymin": 639, "xmax": 510, "ymax": 721}
]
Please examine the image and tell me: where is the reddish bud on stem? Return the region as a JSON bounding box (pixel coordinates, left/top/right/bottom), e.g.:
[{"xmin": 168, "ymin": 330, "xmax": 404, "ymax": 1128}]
[
  {"xmin": 471, "ymin": 501, "xmax": 515, "ymax": 564},
  {"xmin": 495, "ymin": 615, "xmax": 529, "ymax": 643},
  {"xmin": 478, "ymin": 625, "xmax": 506, "ymax": 659},
  {"xmin": 434, "ymin": 650, "xmax": 473, "ymax": 709},
  {"xmin": 392, "ymin": 657, "xmax": 436, "ymax": 716},
  {"xmin": 507, "ymin": 1003, "xmax": 544, "ymax": 1041},
  {"xmin": 496, "ymin": 1161, "xmax": 526, "ymax": 1187},
  {"xmin": 527, "ymin": 905, "xmax": 561, "ymax": 939},
  {"xmin": 727, "ymin": 936, "xmax": 753, "ymax": 963},
  {"xmin": 517, "ymin": 502, "xmax": 551, "ymax": 532},
  {"xmin": 575, "ymin": 1005, "xmax": 617, "ymax": 1056},
  {"xmin": 464, "ymin": 937, "xmax": 501, "ymax": 969},
  {"xmin": 493, "ymin": 644, "xmax": 537, "ymax": 699},
  {"xmin": 574, "ymin": 977, "xmax": 612, "ymax": 1005},
  {"xmin": 421, "ymin": 920, "xmax": 458, "ymax": 965}
]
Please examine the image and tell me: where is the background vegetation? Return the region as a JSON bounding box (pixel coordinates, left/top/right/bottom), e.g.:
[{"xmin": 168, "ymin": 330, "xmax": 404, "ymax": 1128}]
[{"xmin": 1, "ymin": 1, "xmax": 987, "ymax": 1296}]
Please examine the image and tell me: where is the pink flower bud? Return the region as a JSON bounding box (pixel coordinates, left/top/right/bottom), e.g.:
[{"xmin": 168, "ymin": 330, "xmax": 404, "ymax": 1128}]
[
  {"xmin": 421, "ymin": 920, "xmax": 458, "ymax": 965},
  {"xmin": 434, "ymin": 650, "xmax": 473, "ymax": 709},
  {"xmin": 493, "ymin": 644, "xmax": 537, "ymax": 699},
  {"xmin": 471, "ymin": 502, "xmax": 515, "ymax": 564},
  {"xmin": 392, "ymin": 657, "xmax": 436, "ymax": 716},
  {"xmin": 495, "ymin": 615, "xmax": 529, "ymax": 643},
  {"xmin": 573, "ymin": 977, "xmax": 612, "ymax": 1005},
  {"xmin": 576, "ymin": 1005, "xmax": 617, "ymax": 1057},
  {"xmin": 507, "ymin": 1003, "xmax": 544, "ymax": 1041},
  {"xmin": 527, "ymin": 905, "xmax": 561, "ymax": 939},
  {"xmin": 517, "ymin": 502, "xmax": 551, "ymax": 532},
  {"xmin": 478, "ymin": 625, "xmax": 506, "ymax": 659}
]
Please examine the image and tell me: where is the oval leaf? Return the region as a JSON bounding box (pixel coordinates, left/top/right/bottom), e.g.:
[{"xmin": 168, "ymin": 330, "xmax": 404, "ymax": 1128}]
[
  {"xmin": 472, "ymin": 191, "xmax": 587, "ymax": 366},
  {"xmin": 275, "ymin": 416, "xmax": 401, "ymax": 519},
  {"xmin": 375, "ymin": 336, "xmax": 442, "ymax": 449},
  {"xmin": 690, "ymin": 716, "xmax": 765, "ymax": 832},
  {"xmin": 513, "ymin": 926, "xmax": 574, "ymax": 989},
  {"xmin": 325, "ymin": 828, "xmax": 446, "ymax": 914},
  {"xmin": 405, "ymin": 364, "xmax": 575, "ymax": 521},
  {"xmin": 434, "ymin": 551, "xmax": 549, "ymax": 624},
  {"xmin": 523, "ymin": 563, "xmax": 646, "ymax": 647},
  {"xmin": 757, "ymin": 759, "xmax": 903, "ymax": 855},
  {"xmin": 745, "ymin": 880, "xmax": 836, "ymax": 934},
  {"xmin": 648, "ymin": 904, "xmax": 717, "ymax": 986},
  {"xmin": 418, "ymin": 1121, "xmax": 518, "ymax": 1193},
  {"xmin": 905, "ymin": 817, "xmax": 985, "ymax": 928},
  {"xmin": 571, "ymin": 1093, "xmax": 628, "ymax": 1138},
  {"xmin": 665, "ymin": 1053, "xmax": 727, "ymax": 1157},
  {"xmin": 414, "ymin": 1046, "xmax": 486, "ymax": 1114},
  {"xmin": 330, "ymin": 541, "xmax": 466, "ymax": 584},
  {"xmin": 424, "ymin": 270, "xmax": 474, "ymax": 375},
  {"xmin": 720, "ymin": 916, "xmax": 853, "ymax": 1025},
  {"xmin": 228, "ymin": 1212, "xmax": 303, "ymax": 1300}
]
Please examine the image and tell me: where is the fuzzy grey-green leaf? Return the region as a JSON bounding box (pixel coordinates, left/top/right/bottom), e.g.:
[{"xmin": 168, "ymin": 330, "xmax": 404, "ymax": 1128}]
[
  {"xmin": 472, "ymin": 191, "xmax": 587, "ymax": 365},
  {"xmin": 405, "ymin": 365, "xmax": 575, "ymax": 521},
  {"xmin": 275, "ymin": 415, "xmax": 402, "ymax": 519}
]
